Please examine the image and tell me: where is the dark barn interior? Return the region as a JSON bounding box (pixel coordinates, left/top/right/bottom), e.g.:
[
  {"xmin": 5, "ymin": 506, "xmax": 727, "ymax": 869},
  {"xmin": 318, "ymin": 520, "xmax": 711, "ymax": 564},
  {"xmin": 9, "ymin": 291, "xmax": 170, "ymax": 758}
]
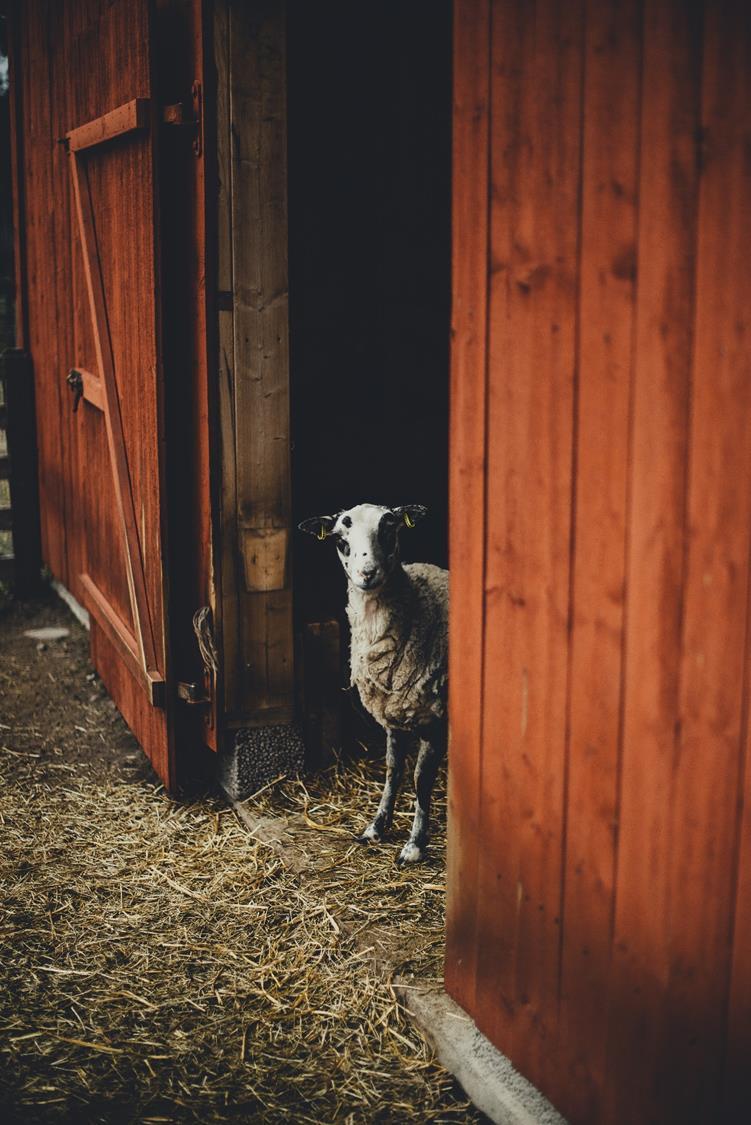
[{"xmin": 287, "ymin": 0, "xmax": 453, "ymax": 631}]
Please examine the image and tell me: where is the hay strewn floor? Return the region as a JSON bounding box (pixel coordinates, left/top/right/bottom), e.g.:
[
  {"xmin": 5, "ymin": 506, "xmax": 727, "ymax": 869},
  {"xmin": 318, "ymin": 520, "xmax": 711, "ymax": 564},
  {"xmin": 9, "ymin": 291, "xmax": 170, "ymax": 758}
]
[{"xmin": 0, "ymin": 595, "xmax": 482, "ymax": 1123}]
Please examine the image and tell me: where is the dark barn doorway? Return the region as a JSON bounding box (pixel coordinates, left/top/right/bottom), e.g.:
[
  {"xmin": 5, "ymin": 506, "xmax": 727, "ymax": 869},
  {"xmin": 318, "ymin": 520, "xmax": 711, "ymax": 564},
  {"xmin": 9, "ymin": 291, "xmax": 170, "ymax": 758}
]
[{"xmin": 288, "ymin": 0, "xmax": 453, "ymax": 655}]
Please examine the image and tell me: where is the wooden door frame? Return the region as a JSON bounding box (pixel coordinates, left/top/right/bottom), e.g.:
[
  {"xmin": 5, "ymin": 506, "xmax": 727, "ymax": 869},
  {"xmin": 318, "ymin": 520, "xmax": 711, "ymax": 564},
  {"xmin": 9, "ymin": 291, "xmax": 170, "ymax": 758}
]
[
  {"xmin": 212, "ymin": 0, "xmax": 296, "ymax": 733},
  {"xmin": 154, "ymin": 0, "xmax": 221, "ymax": 771}
]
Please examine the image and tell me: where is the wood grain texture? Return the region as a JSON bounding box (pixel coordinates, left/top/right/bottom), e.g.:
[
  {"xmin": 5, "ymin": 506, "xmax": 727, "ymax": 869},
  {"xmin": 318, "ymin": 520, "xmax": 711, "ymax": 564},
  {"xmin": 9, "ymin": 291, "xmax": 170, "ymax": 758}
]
[
  {"xmin": 154, "ymin": 0, "xmax": 219, "ymax": 752},
  {"xmin": 444, "ymin": 0, "xmax": 490, "ymax": 1017},
  {"xmin": 81, "ymin": 572, "xmax": 164, "ymax": 705},
  {"xmin": 556, "ymin": 1, "xmax": 640, "ymax": 1117},
  {"xmin": 18, "ymin": 0, "xmax": 69, "ymax": 583},
  {"xmin": 727, "ymin": 688, "xmax": 751, "ymax": 1116},
  {"xmin": 679, "ymin": 2, "xmax": 751, "ymax": 1119},
  {"xmin": 14, "ymin": 0, "xmax": 175, "ymax": 785},
  {"xmin": 78, "ymin": 367, "xmax": 104, "ymax": 411},
  {"xmin": 64, "ymin": 0, "xmax": 174, "ymax": 780},
  {"xmin": 91, "ymin": 620, "xmax": 172, "ymax": 789},
  {"xmin": 13, "ymin": 0, "xmax": 217, "ymax": 783},
  {"xmin": 69, "ymin": 150, "xmax": 161, "ymax": 681},
  {"xmin": 49, "ymin": 0, "xmax": 88, "ymax": 612},
  {"xmin": 214, "ymin": 0, "xmax": 240, "ymax": 717},
  {"xmin": 475, "ymin": 0, "xmax": 583, "ymax": 1091},
  {"xmin": 66, "ymin": 97, "xmax": 149, "ymax": 152},
  {"xmin": 605, "ymin": 3, "xmax": 702, "ymax": 1120},
  {"xmin": 228, "ymin": 0, "xmax": 294, "ymax": 718},
  {"xmin": 449, "ymin": 2, "xmax": 751, "ymax": 1121}
]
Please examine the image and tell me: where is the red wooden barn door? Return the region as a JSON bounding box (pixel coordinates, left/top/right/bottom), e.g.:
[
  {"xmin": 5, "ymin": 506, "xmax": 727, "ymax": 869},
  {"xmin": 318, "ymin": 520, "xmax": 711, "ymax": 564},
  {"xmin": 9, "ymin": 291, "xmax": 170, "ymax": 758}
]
[
  {"xmin": 65, "ymin": 2, "xmax": 172, "ymax": 787},
  {"xmin": 446, "ymin": 1, "xmax": 751, "ymax": 1122}
]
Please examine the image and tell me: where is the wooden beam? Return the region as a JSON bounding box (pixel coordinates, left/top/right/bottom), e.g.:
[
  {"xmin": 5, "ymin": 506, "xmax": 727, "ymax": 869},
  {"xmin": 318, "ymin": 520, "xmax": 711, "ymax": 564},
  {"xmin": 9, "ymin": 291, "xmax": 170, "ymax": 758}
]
[
  {"xmin": 66, "ymin": 98, "xmax": 150, "ymax": 153},
  {"xmin": 78, "ymin": 367, "xmax": 105, "ymax": 412},
  {"xmin": 214, "ymin": 0, "xmax": 240, "ymax": 716},
  {"xmin": 228, "ymin": 0, "xmax": 295, "ymax": 717}
]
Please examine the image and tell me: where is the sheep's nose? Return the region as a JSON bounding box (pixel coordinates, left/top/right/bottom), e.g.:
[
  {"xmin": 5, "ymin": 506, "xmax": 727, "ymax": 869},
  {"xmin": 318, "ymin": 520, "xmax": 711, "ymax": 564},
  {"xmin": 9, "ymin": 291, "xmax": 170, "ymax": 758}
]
[{"xmin": 359, "ymin": 565, "xmax": 377, "ymax": 580}]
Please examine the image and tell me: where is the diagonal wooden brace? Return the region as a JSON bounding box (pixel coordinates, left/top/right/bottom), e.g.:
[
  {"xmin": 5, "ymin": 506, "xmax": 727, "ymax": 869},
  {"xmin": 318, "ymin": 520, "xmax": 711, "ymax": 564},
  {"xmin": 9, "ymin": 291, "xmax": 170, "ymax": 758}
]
[{"xmin": 68, "ymin": 135, "xmax": 164, "ymax": 702}]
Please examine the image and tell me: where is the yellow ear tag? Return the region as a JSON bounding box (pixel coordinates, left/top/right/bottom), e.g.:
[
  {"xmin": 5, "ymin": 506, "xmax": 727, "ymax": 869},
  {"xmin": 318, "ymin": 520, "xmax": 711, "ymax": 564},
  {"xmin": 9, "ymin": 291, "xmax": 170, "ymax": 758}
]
[
  {"xmin": 403, "ymin": 512, "xmax": 415, "ymax": 529},
  {"xmin": 317, "ymin": 525, "xmax": 328, "ymax": 541}
]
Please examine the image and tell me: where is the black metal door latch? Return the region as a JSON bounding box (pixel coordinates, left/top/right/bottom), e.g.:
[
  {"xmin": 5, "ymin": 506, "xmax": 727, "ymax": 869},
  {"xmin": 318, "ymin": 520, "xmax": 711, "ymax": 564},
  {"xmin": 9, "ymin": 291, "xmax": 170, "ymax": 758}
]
[{"xmin": 66, "ymin": 369, "xmax": 83, "ymax": 413}]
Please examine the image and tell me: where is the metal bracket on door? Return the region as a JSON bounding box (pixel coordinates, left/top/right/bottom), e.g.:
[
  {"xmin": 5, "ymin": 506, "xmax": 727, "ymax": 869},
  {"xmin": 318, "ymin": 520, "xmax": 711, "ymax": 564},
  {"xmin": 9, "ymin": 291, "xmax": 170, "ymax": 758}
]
[
  {"xmin": 177, "ymin": 681, "xmax": 211, "ymax": 706},
  {"xmin": 161, "ymin": 80, "xmax": 203, "ymax": 157},
  {"xmin": 66, "ymin": 369, "xmax": 83, "ymax": 412},
  {"xmin": 177, "ymin": 607, "xmax": 218, "ymax": 726}
]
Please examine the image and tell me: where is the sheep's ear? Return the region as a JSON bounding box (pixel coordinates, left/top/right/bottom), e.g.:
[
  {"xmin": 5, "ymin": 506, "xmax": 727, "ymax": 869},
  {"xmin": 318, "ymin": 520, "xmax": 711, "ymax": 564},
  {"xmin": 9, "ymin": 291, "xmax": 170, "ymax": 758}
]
[
  {"xmin": 298, "ymin": 514, "xmax": 337, "ymax": 540},
  {"xmin": 393, "ymin": 504, "xmax": 428, "ymax": 529}
]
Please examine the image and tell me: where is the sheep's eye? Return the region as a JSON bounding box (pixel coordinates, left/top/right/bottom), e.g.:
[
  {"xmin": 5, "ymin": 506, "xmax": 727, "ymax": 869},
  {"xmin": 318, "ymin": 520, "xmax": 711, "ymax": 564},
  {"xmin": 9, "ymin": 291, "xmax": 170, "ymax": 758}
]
[{"xmin": 336, "ymin": 538, "xmax": 350, "ymax": 557}]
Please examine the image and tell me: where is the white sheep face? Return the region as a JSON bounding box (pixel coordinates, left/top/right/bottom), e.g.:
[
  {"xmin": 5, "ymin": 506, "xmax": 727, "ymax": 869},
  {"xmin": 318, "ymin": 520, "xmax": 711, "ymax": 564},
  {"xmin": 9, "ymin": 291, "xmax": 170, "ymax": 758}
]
[
  {"xmin": 299, "ymin": 503, "xmax": 428, "ymax": 593},
  {"xmin": 331, "ymin": 504, "xmax": 399, "ymax": 592}
]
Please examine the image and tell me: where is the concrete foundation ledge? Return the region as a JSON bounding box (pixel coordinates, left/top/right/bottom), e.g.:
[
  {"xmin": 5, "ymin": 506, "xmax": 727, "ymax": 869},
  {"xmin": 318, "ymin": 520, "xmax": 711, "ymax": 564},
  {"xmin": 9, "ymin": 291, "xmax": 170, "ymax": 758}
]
[{"xmin": 393, "ymin": 982, "xmax": 567, "ymax": 1125}]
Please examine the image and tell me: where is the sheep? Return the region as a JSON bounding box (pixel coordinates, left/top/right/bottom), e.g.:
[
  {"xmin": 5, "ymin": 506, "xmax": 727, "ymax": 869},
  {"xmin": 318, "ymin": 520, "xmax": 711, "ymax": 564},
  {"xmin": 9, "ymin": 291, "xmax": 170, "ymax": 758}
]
[{"xmin": 299, "ymin": 503, "xmax": 448, "ymax": 864}]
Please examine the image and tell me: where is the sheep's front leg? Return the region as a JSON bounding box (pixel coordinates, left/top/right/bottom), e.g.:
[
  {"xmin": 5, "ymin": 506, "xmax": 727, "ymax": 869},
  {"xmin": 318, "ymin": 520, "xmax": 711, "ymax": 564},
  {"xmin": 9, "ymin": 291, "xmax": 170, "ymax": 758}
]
[
  {"xmin": 398, "ymin": 724, "xmax": 447, "ymax": 865},
  {"xmin": 358, "ymin": 728, "xmax": 409, "ymax": 844}
]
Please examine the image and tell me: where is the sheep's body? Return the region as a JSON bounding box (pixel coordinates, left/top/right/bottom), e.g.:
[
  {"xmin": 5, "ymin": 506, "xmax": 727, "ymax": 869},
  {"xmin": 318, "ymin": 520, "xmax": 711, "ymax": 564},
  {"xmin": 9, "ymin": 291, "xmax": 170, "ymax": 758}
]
[
  {"xmin": 348, "ymin": 562, "xmax": 448, "ymax": 731},
  {"xmin": 299, "ymin": 502, "xmax": 449, "ymax": 863}
]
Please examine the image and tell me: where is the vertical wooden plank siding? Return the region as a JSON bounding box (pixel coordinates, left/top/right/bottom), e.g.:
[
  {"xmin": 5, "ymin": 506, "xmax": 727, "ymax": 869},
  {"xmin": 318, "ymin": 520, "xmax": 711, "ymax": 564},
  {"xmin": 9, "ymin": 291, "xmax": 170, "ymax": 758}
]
[
  {"xmin": 18, "ymin": 0, "xmax": 69, "ymax": 583},
  {"xmin": 557, "ymin": 2, "xmax": 640, "ymax": 1117},
  {"xmin": 701, "ymin": 2, "xmax": 751, "ymax": 1119},
  {"xmin": 68, "ymin": 149, "xmax": 161, "ymax": 681},
  {"xmin": 655, "ymin": 0, "xmax": 751, "ymax": 1114},
  {"xmin": 727, "ymin": 700, "xmax": 751, "ymax": 1115},
  {"xmin": 476, "ymin": 0, "xmax": 583, "ymax": 1089},
  {"xmin": 444, "ymin": 0, "xmax": 490, "ymax": 1015},
  {"xmin": 47, "ymin": 0, "xmax": 85, "ymax": 607},
  {"xmin": 605, "ymin": 3, "xmax": 702, "ymax": 1120},
  {"xmin": 448, "ymin": 1, "xmax": 751, "ymax": 1121},
  {"xmin": 13, "ymin": 0, "xmax": 178, "ymax": 789}
]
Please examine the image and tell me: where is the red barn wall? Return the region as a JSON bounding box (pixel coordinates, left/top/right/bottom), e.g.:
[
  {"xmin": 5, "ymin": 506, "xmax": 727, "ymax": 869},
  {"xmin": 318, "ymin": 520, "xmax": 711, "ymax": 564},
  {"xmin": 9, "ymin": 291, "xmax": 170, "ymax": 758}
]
[{"xmin": 445, "ymin": 1, "xmax": 751, "ymax": 1122}]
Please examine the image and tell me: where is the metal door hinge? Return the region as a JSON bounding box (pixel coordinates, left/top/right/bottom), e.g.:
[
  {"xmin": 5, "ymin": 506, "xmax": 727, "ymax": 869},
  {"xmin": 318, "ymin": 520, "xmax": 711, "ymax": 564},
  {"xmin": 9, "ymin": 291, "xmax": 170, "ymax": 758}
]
[
  {"xmin": 161, "ymin": 80, "xmax": 203, "ymax": 157},
  {"xmin": 177, "ymin": 607, "xmax": 218, "ymax": 726},
  {"xmin": 177, "ymin": 680, "xmax": 211, "ymax": 705}
]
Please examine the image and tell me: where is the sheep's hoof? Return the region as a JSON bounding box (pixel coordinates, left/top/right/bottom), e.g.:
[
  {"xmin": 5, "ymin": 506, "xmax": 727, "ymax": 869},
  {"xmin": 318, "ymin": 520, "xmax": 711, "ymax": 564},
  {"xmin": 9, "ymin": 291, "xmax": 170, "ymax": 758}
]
[
  {"xmin": 397, "ymin": 840, "xmax": 425, "ymax": 865},
  {"xmin": 357, "ymin": 822, "xmax": 386, "ymax": 845}
]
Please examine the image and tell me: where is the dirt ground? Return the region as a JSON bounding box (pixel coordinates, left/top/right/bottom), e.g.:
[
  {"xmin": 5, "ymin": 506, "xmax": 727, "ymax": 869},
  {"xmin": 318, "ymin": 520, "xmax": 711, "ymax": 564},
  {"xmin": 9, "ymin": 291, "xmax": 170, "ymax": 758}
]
[{"xmin": 0, "ymin": 591, "xmax": 483, "ymax": 1124}]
